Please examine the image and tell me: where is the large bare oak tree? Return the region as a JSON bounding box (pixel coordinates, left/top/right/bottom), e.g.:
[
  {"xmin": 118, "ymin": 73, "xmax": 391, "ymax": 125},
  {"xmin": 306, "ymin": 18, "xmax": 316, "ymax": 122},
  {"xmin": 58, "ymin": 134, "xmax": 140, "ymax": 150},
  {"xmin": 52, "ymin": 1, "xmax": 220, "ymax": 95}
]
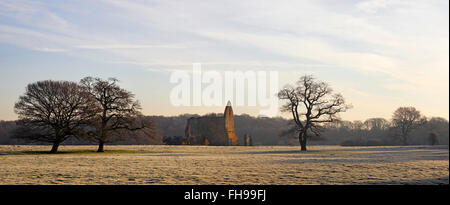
[
  {"xmin": 14, "ymin": 80, "xmax": 97, "ymax": 153},
  {"xmin": 278, "ymin": 75, "xmax": 351, "ymax": 151},
  {"xmin": 80, "ymin": 77, "xmax": 153, "ymax": 152}
]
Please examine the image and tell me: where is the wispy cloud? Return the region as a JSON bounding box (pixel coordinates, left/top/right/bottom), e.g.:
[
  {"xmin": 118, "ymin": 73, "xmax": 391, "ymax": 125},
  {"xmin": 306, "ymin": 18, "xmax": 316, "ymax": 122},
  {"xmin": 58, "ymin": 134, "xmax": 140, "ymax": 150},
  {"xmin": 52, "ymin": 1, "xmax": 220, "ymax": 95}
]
[
  {"xmin": 75, "ymin": 44, "xmax": 186, "ymax": 50},
  {"xmin": 0, "ymin": 0, "xmax": 448, "ymax": 119},
  {"xmin": 356, "ymin": 0, "xmax": 391, "ymax": 13},
  {"xmin": 31, "ymin": 47, "xmax": 68, "ymax": 52}
]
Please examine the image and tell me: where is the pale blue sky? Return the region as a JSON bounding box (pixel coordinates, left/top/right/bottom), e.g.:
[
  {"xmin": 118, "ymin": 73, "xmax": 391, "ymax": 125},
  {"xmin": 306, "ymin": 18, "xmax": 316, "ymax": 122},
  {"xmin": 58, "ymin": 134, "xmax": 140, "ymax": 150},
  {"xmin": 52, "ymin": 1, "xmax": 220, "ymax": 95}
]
[{"xmin": 0, "ymin": 0, "xmax": 448, "ymax": 121}]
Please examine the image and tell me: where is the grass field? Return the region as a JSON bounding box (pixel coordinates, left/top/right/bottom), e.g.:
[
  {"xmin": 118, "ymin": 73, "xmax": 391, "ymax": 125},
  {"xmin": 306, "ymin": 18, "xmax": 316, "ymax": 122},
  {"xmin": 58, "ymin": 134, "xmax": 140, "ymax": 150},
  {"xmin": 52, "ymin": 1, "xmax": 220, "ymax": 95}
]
[{"xmin": 0, "ymin": 145, "xmax": 448, "ymax": 185}]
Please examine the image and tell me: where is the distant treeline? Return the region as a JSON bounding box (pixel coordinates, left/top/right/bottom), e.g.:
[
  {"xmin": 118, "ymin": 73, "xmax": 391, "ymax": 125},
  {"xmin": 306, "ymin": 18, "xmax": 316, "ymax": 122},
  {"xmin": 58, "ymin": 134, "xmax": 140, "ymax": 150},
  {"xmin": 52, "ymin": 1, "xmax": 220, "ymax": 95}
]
[
  {"xmin": 1, "ymin": 114, "xmax": 448, "ymax": 146},
  {"xmin": 318, "ymin": 117, "xmax": 449, "ymax": 146}
]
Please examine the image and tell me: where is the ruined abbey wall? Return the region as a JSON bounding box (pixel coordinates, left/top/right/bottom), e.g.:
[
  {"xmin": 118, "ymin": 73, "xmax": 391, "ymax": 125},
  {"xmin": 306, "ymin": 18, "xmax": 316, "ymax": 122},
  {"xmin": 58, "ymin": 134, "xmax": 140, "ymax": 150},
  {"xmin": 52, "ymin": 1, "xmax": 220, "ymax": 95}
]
[
  {"xmin": 185, "ymin": 103, "xmax": 239, "ymax": 146},
  {"xmin": 185, "ymin": 116, "xmax": 227, "ymax": 145}
]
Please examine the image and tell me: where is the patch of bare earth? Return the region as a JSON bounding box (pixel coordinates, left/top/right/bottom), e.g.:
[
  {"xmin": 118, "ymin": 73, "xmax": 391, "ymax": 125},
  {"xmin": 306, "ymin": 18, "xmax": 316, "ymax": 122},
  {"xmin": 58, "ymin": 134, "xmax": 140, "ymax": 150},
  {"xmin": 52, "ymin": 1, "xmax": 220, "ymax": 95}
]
[{"xmin": 0, "ymin": 145, "xmax": 448, "ymax": 185}]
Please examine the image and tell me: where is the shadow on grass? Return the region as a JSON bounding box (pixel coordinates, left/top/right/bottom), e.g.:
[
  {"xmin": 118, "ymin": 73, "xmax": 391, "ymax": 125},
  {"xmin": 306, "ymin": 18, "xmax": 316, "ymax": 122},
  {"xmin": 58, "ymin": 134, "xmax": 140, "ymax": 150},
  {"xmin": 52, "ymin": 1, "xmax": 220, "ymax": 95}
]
[
  {"xmin": 365, "ymin": 176, "xmax": 449, "ymax": 185},
  {"xmin": 238, "ymin": 146, "xmax": 449, "ymax": 155},
  {"xmin": 241, "ymin": 150, "xmax": 322, "ymax": 155},
  {"xmin": 0, "ymin": 149, "xmax": 168, "ymax": 155},
  {"xmin": 334, "ymin": 145, "xmax": 449, "ymax": 152}
]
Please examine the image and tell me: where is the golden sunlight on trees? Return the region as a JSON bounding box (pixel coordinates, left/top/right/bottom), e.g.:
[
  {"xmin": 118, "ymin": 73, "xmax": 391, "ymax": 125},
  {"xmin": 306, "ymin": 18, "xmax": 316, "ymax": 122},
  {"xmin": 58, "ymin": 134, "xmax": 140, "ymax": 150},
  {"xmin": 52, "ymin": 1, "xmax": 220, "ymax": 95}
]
[
  {"xmin": 80, "ymin": 77, "xmax": 155, "ymax": 152},
  {"xmin": 392, "ymin": 107, "xmax": 426, "ymax": 145},
  {"xmin": 13, "ymin": 80, "xmax": 98, "ymax": 153},
  {"xmin": 12, "ymin": 78, "xmax": 157, "ymax": 153}
]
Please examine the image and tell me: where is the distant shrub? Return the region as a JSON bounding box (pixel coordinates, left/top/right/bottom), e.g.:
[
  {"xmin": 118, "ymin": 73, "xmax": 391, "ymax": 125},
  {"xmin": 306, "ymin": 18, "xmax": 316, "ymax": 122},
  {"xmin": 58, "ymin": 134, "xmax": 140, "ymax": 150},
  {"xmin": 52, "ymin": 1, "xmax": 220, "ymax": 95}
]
[
  {"xmin": 162, "ymin": 136, "xmax": 188, "ymax": 145},
  {"xmin": 341, "ymin": 139, "xmax": 384, "ymax": 146},
  {"xmin": 366, "ymin": 140, "xmax": 383, "ymax": 146},
  {"xmin": 428, "ymin": 132, "xmax": 440, "ymax": 145},
  {"xmin": 341, "ymin": 139, "xmax": 361, "ymax": 146}
]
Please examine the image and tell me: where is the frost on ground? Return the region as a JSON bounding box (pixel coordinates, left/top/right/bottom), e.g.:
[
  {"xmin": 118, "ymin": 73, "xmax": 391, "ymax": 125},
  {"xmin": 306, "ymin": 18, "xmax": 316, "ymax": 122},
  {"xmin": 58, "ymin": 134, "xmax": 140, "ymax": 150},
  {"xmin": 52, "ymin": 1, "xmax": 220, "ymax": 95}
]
[{"xmin": 0, "ymin": 145, "xmax": 448, "ymax": 185}]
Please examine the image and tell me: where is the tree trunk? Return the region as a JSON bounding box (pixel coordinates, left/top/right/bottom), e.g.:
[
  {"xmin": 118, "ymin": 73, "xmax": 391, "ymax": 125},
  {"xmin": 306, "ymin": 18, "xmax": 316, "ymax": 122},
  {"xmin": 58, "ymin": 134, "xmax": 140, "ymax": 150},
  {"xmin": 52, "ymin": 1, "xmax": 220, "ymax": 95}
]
[
  {"xmin": 300, "ymin": 140, "xmax": 307, "ymax": 151},
  {"xmin": 97, "ymin": 123, "xmax": 107, "ymax": 152},
  {"xmin": 299, "ymin": 132, "xmax": 307, "ymax": 151},
  {"xmin": 50, "ymin": 141, "xmax": 60, "ymax": 153},
  {"xmin": 97, "ymin": 140, "xmax": 104, "ymax": 152}
]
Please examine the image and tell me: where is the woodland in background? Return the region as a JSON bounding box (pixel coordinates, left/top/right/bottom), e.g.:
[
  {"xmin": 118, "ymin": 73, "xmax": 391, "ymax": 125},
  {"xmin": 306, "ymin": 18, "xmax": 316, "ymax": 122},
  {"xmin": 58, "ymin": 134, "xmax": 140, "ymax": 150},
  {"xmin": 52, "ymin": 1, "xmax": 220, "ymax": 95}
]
[{"xmin": 1, "ymin": 114, "xmax": 448, "ymax": 146}]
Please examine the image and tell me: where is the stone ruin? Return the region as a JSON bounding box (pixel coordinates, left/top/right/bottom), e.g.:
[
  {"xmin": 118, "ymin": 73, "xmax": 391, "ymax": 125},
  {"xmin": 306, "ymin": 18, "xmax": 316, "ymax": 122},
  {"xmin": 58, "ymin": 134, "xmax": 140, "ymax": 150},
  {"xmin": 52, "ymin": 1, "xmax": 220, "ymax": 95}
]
[
  {"xmin": 185, "ymin": 101, "xmax": 239, "ymax": 145},
  {"xmin": 244, "ymin": 133, "xmax": 253, "ymax": 146}
]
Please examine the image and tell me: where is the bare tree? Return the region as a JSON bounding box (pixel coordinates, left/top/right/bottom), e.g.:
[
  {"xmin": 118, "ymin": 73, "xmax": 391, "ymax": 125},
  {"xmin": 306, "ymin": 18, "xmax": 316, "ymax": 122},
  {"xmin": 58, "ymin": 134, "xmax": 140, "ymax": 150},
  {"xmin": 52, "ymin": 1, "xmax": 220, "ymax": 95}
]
[
  {"xmin": 80, "ymin": 77, "xmax": 152, "ymax": 152},
  {"xmin": 391, "ymin": 107, "xmax": 426, "ymax": 145},
  {"xmin": 278, "ymin": 75, "xmax": 351, "ymax": 151},
  {"xmin": 13, "ymin": 80, "xmax": 97, "ymax": 153},
  {"xmin": 363, "ymin": 118, "xmax": 390, "ymax": 140},
  {"xmin": 363, "ymin": 118, "xmax": 390, "ymax": 131},
  {"xmin": 428, "ymin": 132, "xmax": 440, "ymax": 145}
]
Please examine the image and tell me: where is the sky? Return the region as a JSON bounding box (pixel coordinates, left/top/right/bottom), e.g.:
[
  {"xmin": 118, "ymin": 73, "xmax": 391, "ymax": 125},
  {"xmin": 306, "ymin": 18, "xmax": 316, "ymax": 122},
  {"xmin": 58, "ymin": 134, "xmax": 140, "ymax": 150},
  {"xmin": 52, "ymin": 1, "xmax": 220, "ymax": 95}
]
[{"xmin": 0, "ymin": 0, "xmax": 448, "ymax": 121}]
